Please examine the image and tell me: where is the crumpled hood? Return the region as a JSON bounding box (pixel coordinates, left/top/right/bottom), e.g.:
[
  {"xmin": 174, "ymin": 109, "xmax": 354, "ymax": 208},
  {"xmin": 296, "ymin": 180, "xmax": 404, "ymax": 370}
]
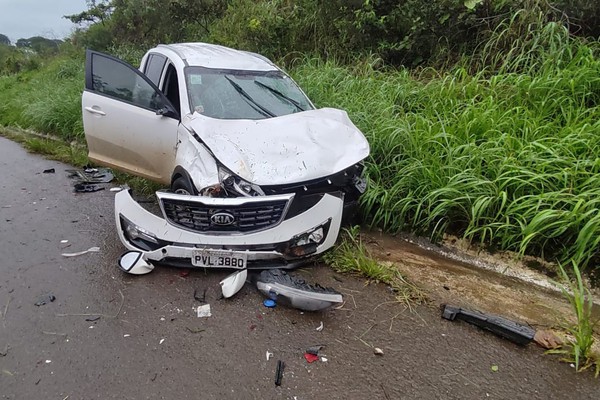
[{"xmin": 185, "ymin": 108, "xmax": 370, "ymax": 186}]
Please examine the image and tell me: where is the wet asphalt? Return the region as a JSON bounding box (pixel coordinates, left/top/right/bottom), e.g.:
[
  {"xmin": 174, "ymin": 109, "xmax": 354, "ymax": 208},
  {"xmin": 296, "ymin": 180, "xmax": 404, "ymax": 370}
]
[{"xmin": 0, "ymin": 136, "xmax": 598, "ymax": 399}]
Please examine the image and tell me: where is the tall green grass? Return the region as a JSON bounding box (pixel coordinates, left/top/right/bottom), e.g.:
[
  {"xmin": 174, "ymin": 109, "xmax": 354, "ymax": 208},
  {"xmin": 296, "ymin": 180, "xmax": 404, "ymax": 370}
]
[
  {"xmin": 0, "ymin": 55, "xmax": 84, "ymax": 141},
  {"xmin": 292, "ymin": 22, "xmax": 600, "ymax": 269}
]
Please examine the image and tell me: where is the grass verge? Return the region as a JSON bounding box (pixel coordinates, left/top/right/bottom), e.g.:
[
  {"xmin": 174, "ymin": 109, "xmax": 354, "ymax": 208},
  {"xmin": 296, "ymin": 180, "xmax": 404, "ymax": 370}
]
[
  {"xmin": 549, "ymin": 262, "xmax": 600, "ymax": 376},
  {"xmin": 323, "ymin": 226, "xmax": 427, "ymax": 307}
]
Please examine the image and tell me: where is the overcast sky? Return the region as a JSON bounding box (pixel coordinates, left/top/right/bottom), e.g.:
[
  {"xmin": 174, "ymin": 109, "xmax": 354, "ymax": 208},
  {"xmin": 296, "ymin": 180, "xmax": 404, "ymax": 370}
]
[{"xmin": 0, "ymin": 0, "xmax": 88, "ymax": 43}]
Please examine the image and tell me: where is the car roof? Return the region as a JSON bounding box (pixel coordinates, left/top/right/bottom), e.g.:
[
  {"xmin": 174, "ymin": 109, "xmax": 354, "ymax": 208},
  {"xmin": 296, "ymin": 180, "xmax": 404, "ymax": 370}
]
[{"xmin": 157, "ymin": 43, "xmax": 279, "ymax": 71}]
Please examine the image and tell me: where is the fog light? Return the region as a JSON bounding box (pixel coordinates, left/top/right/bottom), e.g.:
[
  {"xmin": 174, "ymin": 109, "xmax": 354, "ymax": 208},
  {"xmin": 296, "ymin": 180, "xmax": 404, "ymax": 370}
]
[
  {"xmin": 285, "ymin": 220, "xmax": 331, "ymax": 257},
  {"xmin": 308, "ymin": 227, "xmax": 324, "ymax": 244}
]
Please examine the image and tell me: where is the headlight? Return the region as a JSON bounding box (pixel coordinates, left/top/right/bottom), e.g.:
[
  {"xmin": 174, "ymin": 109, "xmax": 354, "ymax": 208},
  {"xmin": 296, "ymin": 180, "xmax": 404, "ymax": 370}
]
[
  {"xmin": 120, "ymin": 215, "xmax": 159, "ymax": 245},
  {"xmin": 218, "ymin": 165, "xmax": 264, "ymax": 197}
]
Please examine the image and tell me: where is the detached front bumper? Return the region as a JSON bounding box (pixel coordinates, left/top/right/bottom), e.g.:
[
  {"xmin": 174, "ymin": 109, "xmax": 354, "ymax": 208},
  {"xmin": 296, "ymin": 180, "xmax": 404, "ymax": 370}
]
[{"xmin": 114, "ymin": 189, "xmax": 344, "ymax": 269}]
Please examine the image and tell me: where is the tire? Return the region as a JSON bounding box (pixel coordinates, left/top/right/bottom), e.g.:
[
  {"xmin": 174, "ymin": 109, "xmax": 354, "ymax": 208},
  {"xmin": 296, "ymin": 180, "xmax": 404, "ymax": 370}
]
[{"xmin": 171, "ymin": 176, "xmax": 195, "ymax": 195}]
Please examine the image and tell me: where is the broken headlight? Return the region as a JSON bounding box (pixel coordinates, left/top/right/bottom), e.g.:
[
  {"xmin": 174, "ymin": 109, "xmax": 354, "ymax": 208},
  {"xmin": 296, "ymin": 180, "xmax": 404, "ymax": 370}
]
[{"xmin": 218, "ymin": 165, "xmax": 265, "ymax": 197}]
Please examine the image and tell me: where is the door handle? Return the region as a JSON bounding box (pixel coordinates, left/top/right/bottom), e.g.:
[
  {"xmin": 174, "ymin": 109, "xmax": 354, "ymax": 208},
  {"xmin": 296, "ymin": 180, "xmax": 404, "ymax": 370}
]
[{"xmin": 84, "ymin": 107, "xmax": 106, "ymax": 116}]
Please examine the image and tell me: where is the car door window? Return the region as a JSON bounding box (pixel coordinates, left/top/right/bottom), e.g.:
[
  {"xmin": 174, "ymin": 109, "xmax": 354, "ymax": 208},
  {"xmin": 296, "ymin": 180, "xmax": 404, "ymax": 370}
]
[
  {"xmin": 144, "ymin": 53, "xmax": 167, "ymax": 86},
  {"xmin": 162, "ymin": 64, "xmax": 181, "ymax": 115},
  {"xmin": 86, "ymin": 51, "xmax": 166, "ymax": 111}
]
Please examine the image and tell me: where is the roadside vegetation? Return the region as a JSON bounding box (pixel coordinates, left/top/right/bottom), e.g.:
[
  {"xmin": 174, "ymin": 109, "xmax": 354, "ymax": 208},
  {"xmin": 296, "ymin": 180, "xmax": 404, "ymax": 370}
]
[
  {"xmin": 552, "ymin": 263, "xmax": 600, "ymax": 376},
  {"xmin": 0, "ymin": 1, "xmax": 598, "ymax": 318},
  {"xmin": 323, "ymin": 226, "xmax": 426, "ymax": 306}
]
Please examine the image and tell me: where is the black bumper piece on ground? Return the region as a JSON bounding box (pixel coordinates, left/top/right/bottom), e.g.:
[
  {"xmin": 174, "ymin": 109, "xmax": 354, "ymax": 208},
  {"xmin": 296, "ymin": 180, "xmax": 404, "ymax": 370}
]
[{"xmin": 441, "ymin": 304, "xmax": 536, "ymax": 345}]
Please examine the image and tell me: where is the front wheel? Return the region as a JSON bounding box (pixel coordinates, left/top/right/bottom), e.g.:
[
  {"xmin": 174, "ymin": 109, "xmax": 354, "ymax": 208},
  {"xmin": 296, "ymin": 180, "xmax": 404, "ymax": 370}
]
[{"xmin": 171, "ymin": 176, "xmax": 195, "ymax": 195}]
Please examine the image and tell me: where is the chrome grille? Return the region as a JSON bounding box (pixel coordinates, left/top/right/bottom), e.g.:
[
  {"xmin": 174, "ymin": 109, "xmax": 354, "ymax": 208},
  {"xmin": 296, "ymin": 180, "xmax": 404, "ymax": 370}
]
[{"xmin": 160, "ymin": 196, "xmax": 289, "ymax": 233}]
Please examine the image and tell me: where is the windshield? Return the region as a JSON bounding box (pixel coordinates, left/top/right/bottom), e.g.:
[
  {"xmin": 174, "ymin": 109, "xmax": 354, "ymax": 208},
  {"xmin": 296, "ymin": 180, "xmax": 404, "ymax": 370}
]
[{"xmin": 185, "ymin": 67, "xmax": 313, "ymax": 120}]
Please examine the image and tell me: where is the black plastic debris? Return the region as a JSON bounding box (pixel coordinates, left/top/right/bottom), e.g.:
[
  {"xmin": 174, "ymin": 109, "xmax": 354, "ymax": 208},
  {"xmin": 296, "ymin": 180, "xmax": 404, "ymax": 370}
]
[
  {"xmin": 275, "ymin": 360, "xmax": 285, "ymax": 386},
  {"xmin": 194, "ymin": 288, "xmax": 207, "ymax": 303},
  {"xmin": 441, "ymin": 304, "xmax": 535, "ymax": 345},
  {"xmin": 42, "ymin": 168, "xmax": 55, "ymax": 174},
  {"xmin": 74, "ymin": 183, "xmax": 105, "ymax": 193},
  {"xmin": 255, "ymin": 269, "xmax": 343, "ymax": 312},
  {"xmin": 306, "ymin": 345, "xmax": 324, "ymax": 356},
  {"xmin": 85, "ymin": 316, "xmax": 101, "ymax": 322},
  {"xmin": 66, "ymin": 167, "xmax": 114, "ymax": 184},
  {"xmin": 34, "ymin": 294, "xmax": 56, "ymax": 306}
]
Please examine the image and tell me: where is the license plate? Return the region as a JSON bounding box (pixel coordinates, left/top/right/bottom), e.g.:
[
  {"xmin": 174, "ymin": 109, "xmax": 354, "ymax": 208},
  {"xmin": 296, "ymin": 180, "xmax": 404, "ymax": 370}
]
[{"xmin": 192, "ymin": 250, "xmax": 247, "ymax": 269}]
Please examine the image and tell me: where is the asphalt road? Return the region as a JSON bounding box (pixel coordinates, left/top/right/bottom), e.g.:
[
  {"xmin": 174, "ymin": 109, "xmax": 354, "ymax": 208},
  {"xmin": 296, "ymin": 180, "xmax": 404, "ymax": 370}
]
[{"xmin": 0, "ymin": 136, "xmax": 597, "ymax": 399}]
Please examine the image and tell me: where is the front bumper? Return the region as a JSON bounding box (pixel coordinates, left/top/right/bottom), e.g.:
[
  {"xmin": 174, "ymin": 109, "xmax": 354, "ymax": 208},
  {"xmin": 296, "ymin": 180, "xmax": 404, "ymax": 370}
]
[{"xmin": 114, "ymin": 189, "xmax": 344, "ymax": 269}]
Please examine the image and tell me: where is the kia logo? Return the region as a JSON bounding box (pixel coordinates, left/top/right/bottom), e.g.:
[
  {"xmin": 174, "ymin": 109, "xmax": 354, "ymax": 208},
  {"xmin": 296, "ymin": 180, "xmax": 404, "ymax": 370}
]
[{"xmin": 211, "ymin": 212, "xmax": 235, "ymax": 226}]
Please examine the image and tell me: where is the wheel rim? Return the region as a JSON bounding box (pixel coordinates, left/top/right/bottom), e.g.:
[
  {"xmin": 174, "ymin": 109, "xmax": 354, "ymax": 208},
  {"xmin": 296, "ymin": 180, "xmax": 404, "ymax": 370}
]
[{"xmin": 174, "ymin": 188, "xmax": 191, "ymax": 195}]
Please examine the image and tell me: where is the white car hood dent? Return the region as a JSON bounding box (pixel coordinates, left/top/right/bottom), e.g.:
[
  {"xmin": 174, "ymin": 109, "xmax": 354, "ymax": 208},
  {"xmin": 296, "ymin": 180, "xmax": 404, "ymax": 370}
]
[{"xmin": 186, "ymin": 108, "xmax": 370, "ymax": 186}]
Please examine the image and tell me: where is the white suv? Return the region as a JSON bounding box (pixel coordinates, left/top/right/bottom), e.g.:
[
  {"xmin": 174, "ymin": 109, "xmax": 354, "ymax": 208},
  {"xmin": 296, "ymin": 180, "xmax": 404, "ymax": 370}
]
[{"xmin": 82, "ymin": 43, "xmax": 369, "ymax": 274}]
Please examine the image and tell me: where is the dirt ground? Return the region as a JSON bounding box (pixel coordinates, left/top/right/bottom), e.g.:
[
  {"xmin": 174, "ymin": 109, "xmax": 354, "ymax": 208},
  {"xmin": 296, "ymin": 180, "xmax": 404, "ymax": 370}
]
[{"xmin": 0, "ymin": 136, "xmax": 598, "ymax": 399}]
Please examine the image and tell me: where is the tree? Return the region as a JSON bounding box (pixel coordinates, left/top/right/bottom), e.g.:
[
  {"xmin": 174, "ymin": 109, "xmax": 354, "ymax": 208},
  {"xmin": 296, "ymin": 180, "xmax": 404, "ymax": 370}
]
[
  {"xmin": 0, "ymin": 34, "xmax": 10, "ymax": 46},
  {"xmin": 64, "ymin": 0, "xmax": 113, "ymax": 25}
]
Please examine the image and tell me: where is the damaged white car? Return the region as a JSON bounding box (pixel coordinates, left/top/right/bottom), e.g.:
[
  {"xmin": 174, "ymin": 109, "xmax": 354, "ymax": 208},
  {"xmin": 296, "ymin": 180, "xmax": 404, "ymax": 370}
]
[{"xmin": 82, "ymin": 43, "xmax": 369, "ymax": 276}]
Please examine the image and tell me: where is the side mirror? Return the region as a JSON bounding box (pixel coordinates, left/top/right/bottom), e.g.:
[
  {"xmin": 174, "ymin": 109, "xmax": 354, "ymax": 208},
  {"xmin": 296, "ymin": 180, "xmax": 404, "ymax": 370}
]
[{"xmin": 118, "ymin": 251, "xmax": 154, "ymax": 275}]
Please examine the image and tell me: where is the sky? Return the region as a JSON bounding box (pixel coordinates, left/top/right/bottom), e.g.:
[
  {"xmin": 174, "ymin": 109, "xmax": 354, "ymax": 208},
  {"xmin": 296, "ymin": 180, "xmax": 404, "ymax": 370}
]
[{"xmin": 0, "ymin": 0, "xmax": 88, "ymax": 43}]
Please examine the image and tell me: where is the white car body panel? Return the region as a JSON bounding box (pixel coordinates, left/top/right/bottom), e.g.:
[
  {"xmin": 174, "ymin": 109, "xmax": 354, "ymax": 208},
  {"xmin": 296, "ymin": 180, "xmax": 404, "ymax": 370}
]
[
  {"xmin": 82, "ymin": 91, "xmax": 178, "ymax": 184},
  {"xmin": 186, "ymin": 108, "xmax": 370, "ymax": 185}
]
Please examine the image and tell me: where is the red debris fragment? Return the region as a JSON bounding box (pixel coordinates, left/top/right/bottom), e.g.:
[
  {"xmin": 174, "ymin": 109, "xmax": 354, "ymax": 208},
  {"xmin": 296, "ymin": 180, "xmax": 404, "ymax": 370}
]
[
  {"xmin": 179, "ymin": 270, "xmax": 190, "ymax": 278},
  {"xmin": 304, "ymin": 353, "xmax": 319, "ymax": 363}
]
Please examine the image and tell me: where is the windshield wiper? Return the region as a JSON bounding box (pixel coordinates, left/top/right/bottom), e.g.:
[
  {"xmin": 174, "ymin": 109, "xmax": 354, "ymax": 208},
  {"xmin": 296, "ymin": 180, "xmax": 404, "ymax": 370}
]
[
  {"xmin": 224, "ymin": 75, "xmax": 275, "ymax": 118},
  {"xmin": 254, "ymin": 80, "xmax": 306, "ymax": 112}
]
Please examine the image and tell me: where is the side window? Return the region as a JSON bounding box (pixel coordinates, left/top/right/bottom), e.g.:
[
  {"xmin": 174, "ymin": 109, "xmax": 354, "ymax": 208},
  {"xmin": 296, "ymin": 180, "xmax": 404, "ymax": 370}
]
[
  {"xmin": 162, "ymin": 64, "xmax": 181, "ymax": 115},
  {"xmin": 89, "ymin": 52, "xmax": 164, "ymax": 110},
  {"xmin": 144, "ymin": 54, "xmax": 167, "ymax": 86}
]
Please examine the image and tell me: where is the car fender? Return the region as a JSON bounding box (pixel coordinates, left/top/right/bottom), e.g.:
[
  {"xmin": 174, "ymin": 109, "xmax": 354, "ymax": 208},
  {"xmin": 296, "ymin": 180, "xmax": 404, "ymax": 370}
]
[{"xmin": 175, "ymin": 123, "xmax": 219, "ymax": 192}]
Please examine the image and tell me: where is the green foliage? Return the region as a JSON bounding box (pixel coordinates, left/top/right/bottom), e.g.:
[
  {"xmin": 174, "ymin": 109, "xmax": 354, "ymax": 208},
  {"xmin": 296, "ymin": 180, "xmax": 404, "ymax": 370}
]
[
  {"xmin": 323, "ymin": 226, "xmax": 426, "ymax": 305},
  {"xmin": 0, "ymin": 55, "xmax": 85, "ymax": 140},
  {"xmin": 64, "ymin": 0, "xmax": 113, "ymax": 25},
  {"xmin": 0, "ymin": 34, "xmax": 10, "ymax": 46},
  {"xmin": 550, "ymin": 262, "xmax": 599, "ymax": 375},
  {"xmin": 292, "ymin": 22, "xmax": 600, "ymax": 268},
  {"xmin": 107, "ymin": 0, "xmax": 226, "ymax": 45}
]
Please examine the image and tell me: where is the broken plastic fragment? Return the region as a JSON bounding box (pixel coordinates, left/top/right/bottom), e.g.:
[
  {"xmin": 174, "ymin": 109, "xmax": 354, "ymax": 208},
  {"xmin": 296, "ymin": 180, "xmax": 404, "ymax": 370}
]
[
  {"xmin": 441, "ymin": 304, "xmax": 535, "ymax": 345},
  {"xmin": 220, "ymin": 269, "xmax": 247, "ymax": 298},
  {"xmin": 109, "ymin": 187, "xmax": 122, "ymax": 192},
  {"xmin": 73, "ymin": 183, "xmax": 105, "ymax": 193},
  {"xmin": 34, "ymin": 294, "xmax": 56, "ymax": 306},
  {"xmin": 67, "ymin": 167, "xmax": 114, "ymax": 183},
  {"xmin": 266, "ymin": 351, "xmax": 273, "ymax": 361},
  {"xmin": 316, "ymin": 321, "xmax": 324, "ymax": 332},
  {"xmin": 275, "ymin": 360, "xmax": 284, "ymax": 386},
  {"xmin": 43, "ymin": 168, "xmax": 55, "ymax": 174},
  {"xmin": 321, "ymin": 357, "xmax": 328, "ymax": 362},
  {"xmin": 374, "ymin": 348, "xmax": 384, "ymax": 356},
  {"xmin": 255, "ymin": 270, "xmax": 343, "ymax": 312},
  {"xmin": 263, "ymin": 299, "xmax": 276, "ymax": 308},
  {"xmin": 303, "ymin": 353, "xmax": 319, "ymax": 363},
  {"xmin": 306, "ymin": 345, "xmax": 324, "ymax": 356},
  {"xmin": 196, "ymin": 304, "xmax": 212, "ymax": 318},
  {"xmin": 61, "ymin": 247, "xmax": 100, "ymax": 257}
]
